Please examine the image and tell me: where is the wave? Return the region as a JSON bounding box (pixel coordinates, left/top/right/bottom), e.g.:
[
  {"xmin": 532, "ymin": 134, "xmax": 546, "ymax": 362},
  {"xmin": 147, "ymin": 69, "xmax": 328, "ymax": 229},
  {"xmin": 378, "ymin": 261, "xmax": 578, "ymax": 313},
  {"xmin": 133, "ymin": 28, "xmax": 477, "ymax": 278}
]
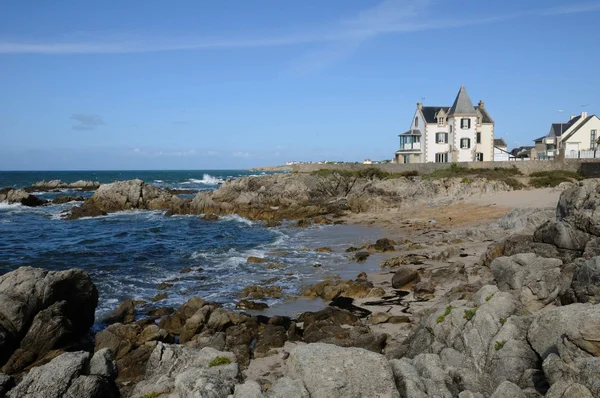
[
  {"xmin": 220, "ymin": 214, "xmax": 254, "ymax": 226},
  {"xmin": 0, "ymin": 202, "xmax": 23, "ymax": 210},
  {"xmin": 184, "ymin": 174, "xmax": 224, "ymax": 185}
]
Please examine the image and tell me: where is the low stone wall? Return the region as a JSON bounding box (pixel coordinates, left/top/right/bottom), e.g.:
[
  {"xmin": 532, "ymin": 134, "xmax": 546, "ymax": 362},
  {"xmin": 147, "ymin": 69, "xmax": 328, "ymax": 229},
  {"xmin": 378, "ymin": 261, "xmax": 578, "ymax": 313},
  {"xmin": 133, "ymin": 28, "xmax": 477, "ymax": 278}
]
[{"xmin": 282, "ymin": 159, "xmax": 600, "ymax": 176}]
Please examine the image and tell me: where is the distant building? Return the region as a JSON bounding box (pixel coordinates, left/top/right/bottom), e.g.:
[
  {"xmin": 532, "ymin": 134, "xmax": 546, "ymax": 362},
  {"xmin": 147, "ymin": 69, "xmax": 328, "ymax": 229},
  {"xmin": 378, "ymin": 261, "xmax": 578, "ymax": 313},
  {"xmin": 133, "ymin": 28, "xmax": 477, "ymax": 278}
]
[
  {"xmin": 363, "ymin": 159, "xmax": 373, "ymax": 165},
  {"xmin": 493, "ymin": 138, "xmax": 510, "ymax": 161},
  {"xmin": 537, "ymin": 111, "xmax": 600, "ymax": 159},
  {"xmin": 394, "ymin": 85, "xmax": 494, "ymax": 164}
]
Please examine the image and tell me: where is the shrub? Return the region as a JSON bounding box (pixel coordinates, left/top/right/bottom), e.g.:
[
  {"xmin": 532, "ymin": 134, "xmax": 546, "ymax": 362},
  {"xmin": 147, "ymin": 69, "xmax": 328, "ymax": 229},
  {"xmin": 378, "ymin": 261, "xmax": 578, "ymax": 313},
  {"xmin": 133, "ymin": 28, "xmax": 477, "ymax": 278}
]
[
  {"xmin": 209, "ymin": 356, "xmax": 232, "ymax": 367},
  {"xmin": 464, "ymin": 307, "xmax": 478, "ymax": 321},
  {"xmin": 425, "ymin": 165, "xmax": 523, "ymax": 181},
  {"xmin": 494, "ymin": 340, "xmax": 506, "ymax": 351},
  {"xmin": 311, "ymin": 167, "xmax": 418, "ymax": 180},
  {"xmin": 528, "ymin": 170, "xmax": 583, "ymax": 188},
  {"xmin": 503, "ymin": 178, "xmax": 525, "ymax": 190},
  {"xmin": 460, "ymin": 177, "xmax": 473, "ymax": 184}
]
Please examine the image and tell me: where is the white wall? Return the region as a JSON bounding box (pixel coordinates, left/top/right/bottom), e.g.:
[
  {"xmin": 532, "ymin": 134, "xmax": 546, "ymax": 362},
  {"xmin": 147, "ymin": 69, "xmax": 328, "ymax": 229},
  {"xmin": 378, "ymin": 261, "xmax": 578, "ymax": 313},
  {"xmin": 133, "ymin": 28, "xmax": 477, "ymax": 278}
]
[
  {"xmin": 562, "ymin": 116, "xmax": 600, "ymax": 154},
  {"xmin": 494, "ymin": 147, "xmax": 510, "ymax": 161},
  {"xmin": 477, "ymin": 124, "xmax": 494, "ymax": 162},
  {"xmin": 424, "ymin": 122, "xmax": 451, "ymax": 163},
  {"xmin": 451, "ymin": 116, "xmax": 477, "ymax": 162}
]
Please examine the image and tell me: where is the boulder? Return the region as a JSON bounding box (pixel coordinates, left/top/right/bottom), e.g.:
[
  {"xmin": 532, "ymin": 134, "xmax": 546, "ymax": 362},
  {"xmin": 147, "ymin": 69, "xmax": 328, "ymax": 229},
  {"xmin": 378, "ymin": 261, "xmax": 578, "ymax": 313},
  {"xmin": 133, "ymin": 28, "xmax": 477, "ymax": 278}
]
[
  {"xmin": 557, "ymin": 179, "xmax": 600, "ymax": 236},
  {"xmin": 392, "ymin": 267, "xmax": 419, "ymax": 289},
  {"xmin": 103, "ymin": 300, "xmax": 135, "ymax": 324},
  {"xmin": 0, "ymin": 188, "xmax": 46, "ymax": 207},
  {"xmin": 130, "ymin": 342, "xmax": 239, "ymax": 398},
  {"xmin": 569, "ymin": 256, "xmax": 600, "ymax": 303},
  {"xmin": 533, "ymin": 221, "xmax": 591, "ymax": 251},
  {"xmin": 491, "ymin": 253, "xmax": 564, "ymax": 312},
  {"xmin": 5, "ymin": 351, "xmax": 117, "ymax": 398},
  {"xmin": 497, "ymin": 207, "xmax": 555, "ymax": 232},
  {"xmin": 489, "ymin": 381, "xmax": 525, "ymax": 398},
  {"xmin": 287, "ymin": 343, "xmax": 400, "ymax": 398},
  {"xmin": 0, "ymin": 267, "xmax": 98, "ymax": 372}
]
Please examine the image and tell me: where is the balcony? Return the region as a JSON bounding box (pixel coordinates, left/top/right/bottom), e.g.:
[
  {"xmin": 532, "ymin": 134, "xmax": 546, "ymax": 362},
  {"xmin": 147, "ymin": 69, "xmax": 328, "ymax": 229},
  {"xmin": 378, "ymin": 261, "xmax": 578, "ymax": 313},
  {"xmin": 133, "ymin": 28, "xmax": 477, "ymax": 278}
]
[{"xmin": 398, "ymin": 142, "xmax": 421, "ymax": 151}]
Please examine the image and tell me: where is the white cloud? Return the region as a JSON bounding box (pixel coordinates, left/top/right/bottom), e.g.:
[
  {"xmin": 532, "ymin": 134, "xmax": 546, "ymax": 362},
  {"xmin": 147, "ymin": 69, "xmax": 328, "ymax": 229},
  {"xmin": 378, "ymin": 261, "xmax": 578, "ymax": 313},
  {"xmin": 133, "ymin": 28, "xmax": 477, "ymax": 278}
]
[
  {"xmin": 1, "ymin": 1, "xmax": 598, "ymax": 55},
  {"xmin": 233, "ymin": 151, "xmax": 252, "ymax": 158}
]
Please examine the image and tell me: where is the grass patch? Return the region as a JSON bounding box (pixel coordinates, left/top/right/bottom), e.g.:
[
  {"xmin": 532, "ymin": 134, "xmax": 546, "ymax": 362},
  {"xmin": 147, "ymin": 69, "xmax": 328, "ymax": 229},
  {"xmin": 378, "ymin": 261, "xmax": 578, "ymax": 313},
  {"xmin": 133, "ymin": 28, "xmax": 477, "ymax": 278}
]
[
  {"xmin": 141, "ymin": 393, "xmax": 159, "ymax": 398},
  {"xmin": 209, "ymin": 356, "xmax": 232, "ymax": 367},
  {"xmin": 485, "ymin": 294, "xmax": 494, "ymax": 302},
  {"xmin": 436, "ymin": 315, "xmax": 445, "ymax": 323},
  {"xmin": 444, "ymin": 305, "xmax": 454, "ymax": 316},
  {"xmin": 499, "ymin": 317, "xmax": 507, "ymax": 325},
  {"xmin": 494, "ymin": 340, "xmax": 506, "ymax": 351},
  {"xmin": 311, "ymin": 167, "xmax": 418, "ymax": 180},
  {"xmin": 464, "ymin": 306, "xmax": 478, "ymax": 321},
  {"xmin": 528, "ymin": 170, "xmax": 583, "ymax": 188},
  {"xmin": 424, "ymin": 164, "xmax": 524, "ymax": 190}
]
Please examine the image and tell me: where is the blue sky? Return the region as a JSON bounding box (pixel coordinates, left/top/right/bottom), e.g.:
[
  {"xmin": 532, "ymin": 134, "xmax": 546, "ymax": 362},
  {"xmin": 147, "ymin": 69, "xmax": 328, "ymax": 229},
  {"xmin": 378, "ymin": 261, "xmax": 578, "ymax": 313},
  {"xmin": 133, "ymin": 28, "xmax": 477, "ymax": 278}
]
[{"xmin": 1, "ymin": 0, "xmax": 599, "ymax": 170}]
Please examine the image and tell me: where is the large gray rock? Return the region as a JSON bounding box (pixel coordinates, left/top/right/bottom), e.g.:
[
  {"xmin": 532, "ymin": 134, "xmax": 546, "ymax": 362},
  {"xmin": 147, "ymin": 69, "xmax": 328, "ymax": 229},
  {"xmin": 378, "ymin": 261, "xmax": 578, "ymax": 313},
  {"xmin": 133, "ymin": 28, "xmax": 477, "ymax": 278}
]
[
  {"xmin": 498, "ymin": 207, "xmax": 554, "ymax": 232},
  {"xmin": 557, "ymin": 179, "xmax": 600, "ymax": 236},
  {"xmin": 286, "ymin": 343, "xmax": 399, "ymax": 398},
  {"xmin": 489, "ymin": 381, "xmax": 525, "ymax": 398},
  {"xmin": 6, "ymin": 351, "xmax": 117, "ymax": 398},
  {"xmin": 533, "ymin": 221, "xmax": 591, "ymax": 251},
  {"xmin": 0, "ymin": 188, "xmax": 46, "ymax": 207},
  {"xmin": 528, "ymin": 303, "xmax": 600, "ymax": 360},
  {"xmin": 569, "ymin": 256, "xmax": 600, "ymax": 303},
  {"xmin": 0, "ymin": 267, "xmax": 98, "ymax": 372},
  {"xmin": 491, "ymin": 253, "xmax": 564, "ymax": 312},
  {"xmin": 392, "ymin": 267, "xmax": 419, "ymax": 289},
  {"xmin": 267, "ymin": 377, "xmax": 310, "ymax": 398},
  {"xmin": 130, "ymin": 342, "xmax": 239, "ymax": 398}
]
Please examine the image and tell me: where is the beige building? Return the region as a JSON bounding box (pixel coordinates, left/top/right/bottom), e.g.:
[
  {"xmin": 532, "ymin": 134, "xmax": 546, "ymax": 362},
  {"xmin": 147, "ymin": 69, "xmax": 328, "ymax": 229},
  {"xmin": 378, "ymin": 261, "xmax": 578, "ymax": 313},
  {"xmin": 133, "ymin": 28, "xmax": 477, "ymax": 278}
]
[
  {"xmin": 537, "ymin": 112, "xmax": 600, "ymax": 159},
  {"xmin": 395, "ymin": 85, "xmax": 494, "ymax": 164}
]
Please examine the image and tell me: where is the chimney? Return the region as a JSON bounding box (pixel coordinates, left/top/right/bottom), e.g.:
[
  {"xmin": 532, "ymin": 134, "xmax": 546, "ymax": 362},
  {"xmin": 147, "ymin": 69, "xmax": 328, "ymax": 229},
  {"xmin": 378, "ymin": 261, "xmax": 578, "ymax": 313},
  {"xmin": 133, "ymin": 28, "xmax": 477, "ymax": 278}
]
[
  {"xmin": 417, "ymin": 102, "xmax": 423, "ymax": 110},
  {"xmin": 571, "ymin": 115, "xmax": 577, "ymax": 120},
  {"xmin": 478, "ymin": 100, "xmax": 485, "ymax": 108},
  {"xmin": 582, "ymin": 111, "xmax": 588, "ymax": 118}
]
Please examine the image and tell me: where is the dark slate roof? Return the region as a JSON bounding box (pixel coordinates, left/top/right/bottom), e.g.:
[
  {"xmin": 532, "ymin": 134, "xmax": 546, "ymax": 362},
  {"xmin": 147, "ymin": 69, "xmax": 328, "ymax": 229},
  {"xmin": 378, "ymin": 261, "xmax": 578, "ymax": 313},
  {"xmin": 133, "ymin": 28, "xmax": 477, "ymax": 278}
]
[
  {"xmin": 477, "ymin": 106, "xmax": 493, "ymax": 124},
  {"xmin": 399, "ymin": 129, "xmax": 422, "ymax": 136},
  {"xmin": 494, "ymin": 138, "xmax": 507, "ymax": 147},
  {"xmin": 561, "ymin": 116, "xmax": 595, "ymax": 142},
  {"xmin": 448, "ymin": 85, "xmax": 477, "ymax": 116},
  {"xmin": 421, "ymin": 106, "xmax": 449, "ymax": 123},
  {"xmin": 549, "ymin": 116, "xmax": 582, "ymax": 137},
  {"xmin": 534, "ymin": 136, "xmax": 546, "ymax": 142}
]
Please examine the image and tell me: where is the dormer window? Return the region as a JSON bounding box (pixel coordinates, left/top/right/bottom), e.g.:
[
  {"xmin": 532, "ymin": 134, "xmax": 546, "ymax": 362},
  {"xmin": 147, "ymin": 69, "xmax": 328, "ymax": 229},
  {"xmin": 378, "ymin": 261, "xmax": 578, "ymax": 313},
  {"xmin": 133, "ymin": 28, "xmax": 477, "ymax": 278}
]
[
  {"xmin": 438, "ymin": 118, "xmax": 444, "ymax": 127},
  {"xmin": 415, "ymin": 117, "xmax": 419, "ymax": 127}
]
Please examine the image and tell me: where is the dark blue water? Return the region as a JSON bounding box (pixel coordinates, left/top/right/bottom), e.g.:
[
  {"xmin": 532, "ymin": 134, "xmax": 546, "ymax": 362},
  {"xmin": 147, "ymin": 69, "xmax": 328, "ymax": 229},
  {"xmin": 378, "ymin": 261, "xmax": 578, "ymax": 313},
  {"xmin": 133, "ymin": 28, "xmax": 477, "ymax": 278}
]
[{"xmin": 0, "ymin": 170, "xmax": 379, "ymax": 320}]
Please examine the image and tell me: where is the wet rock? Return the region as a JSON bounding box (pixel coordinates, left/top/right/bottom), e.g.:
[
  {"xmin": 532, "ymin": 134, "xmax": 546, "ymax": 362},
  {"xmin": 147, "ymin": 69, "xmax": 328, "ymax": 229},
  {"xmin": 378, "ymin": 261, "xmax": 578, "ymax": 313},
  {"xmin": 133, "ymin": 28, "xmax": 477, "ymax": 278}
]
[
  {"xmin": 357, "ymin": 271, "xmax": 367, "ymax": 279},
  {"xmin": 391, "ymin": 266, "xmax": 419, "ymax": 289},
  {"xmin": 381, "ymin": 254, "xmax": 429, "ymax": 268},
  {"xmin": 240, "ymin": 285, "xmax": 283, "ymax": 299},
  {"xmin": 151, "ymin": 293, "xmax": 168, "ymax": 302},
  {"xmin": 236, "ymin": 300, "xmax": 269, "ymax": 311},
  {"xmin": 312, "ymin": 263, "xmax": 322, "ymax": 268},
  {"xmin": 254, "ymin": 325, "xmax": 287, "ymax": 358},
  {"xmin": 159, "ymin": 297, "xmax": 207, "ymax": 335},
  {"xmin": 247, "ymin": 256, "xmax": 267, "ymax": 264},
  {"xmin": 156, "ymin": 282, "xmax": 173, "ymax": 290},
  {"xmin": 202, "ymin": 213, "xmax": 219, "ymax": 221},
  {"xmin": 312, "ymin": 216, "xmax": 333, "ymax": 225},
  {"xmin": 264, "ymin": 220, "xmax": 282, "ymax": 227},
  {"xmin": 225, "ymin": 321, "xmax": 259, "ymax": 366},
  {"xmin": 0, "ymin": 188, "xmax": 47, "ymax": 207},
  {"xmin": 146, "ymin": 307, "xmax": 174, "ymax": 317},
  {"xmin": 287, "ymin": 343, "xmax": 399, "ymax": 398},
  {"xmin": 367, "ymin": 238, "xmax": 396, "ymax": 252},
  {"xmin": 103, "ymin": 300, "xmax": 135, "ymax": 324},
  {"xmin": 569, "ymin": 256, "xmax": 600, "ymax": 303},
  {"xmin": 315, "ymin": 247, "xmax": 332, "ymax": 252},
  {"xmin": 296, "ymin": 219, "xmax": 311, "ymax": 228},
  {"xmin": 354, "ymin": 251, "xmax": 370, "ymax": 262},
  {"xmin": 301, "ymin": 278, "xmax": 376, "ymax": 300},
  {"xmin": 114, "ymin": 342, "xmax": 157, "ymax": 383},
  {"xmin": 51, "ymin": 196, "xmax": 84, "ymax": 204},
  {"xmin": 267, "ymin": 263, "xmax": 285, "ymax": 269},
  {"xmin": 534, "ymin": 221, "xmax": 591, "ymax": 251},
  {"xmin": 64, "ymin": 205, "xmax": 107, "ymax": 220},
  {"xmin": 368, "ymin": 312, "xmax": 391, "ymax": 325}
]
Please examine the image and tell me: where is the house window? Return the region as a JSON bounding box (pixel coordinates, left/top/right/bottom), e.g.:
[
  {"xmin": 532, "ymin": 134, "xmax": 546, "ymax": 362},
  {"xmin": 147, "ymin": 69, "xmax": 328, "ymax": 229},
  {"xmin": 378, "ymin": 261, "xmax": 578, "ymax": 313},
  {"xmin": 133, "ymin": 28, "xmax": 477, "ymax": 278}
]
[
  {"xmin": 476, "ymin": 152, "xmax": 484, "ymax": 161},
  {"xmin": 450, "ymin": 125, "xmax": 453, "ymax": 133},
  {"xmin": 592, "ymin": 130, "xmax": 597, "ymax": 150},
  {"xmin": 461, "ymin": 118, "xmax": 471, "ymax": 129},
  {"xmin": 477, "ymin": 117, "xmax": 482, "ymax": 126},
  {"xmin": 414, "ymin": 117, "xmax": 419, "ymax": 127},
  {"xmin": 403, "ymin": 155, "xmax": 410, "ymax": 164},
  {"xmin": 436, "ymin": 133, "xmax": 448, "ymax": 144},
  {"xmin": 460, "ymin": 138, "xmax": 471, "ymax": 149},
  {"xmin": 476, "ymin": 132, "xmax": 481, "ymax": 144},
  {"xmin": 435, "ymin": 153, "xmax": 448, "ymax": 163},
  {"xmin": 438, "ymin": 118, "xmax": 444, "ymax": 127}
]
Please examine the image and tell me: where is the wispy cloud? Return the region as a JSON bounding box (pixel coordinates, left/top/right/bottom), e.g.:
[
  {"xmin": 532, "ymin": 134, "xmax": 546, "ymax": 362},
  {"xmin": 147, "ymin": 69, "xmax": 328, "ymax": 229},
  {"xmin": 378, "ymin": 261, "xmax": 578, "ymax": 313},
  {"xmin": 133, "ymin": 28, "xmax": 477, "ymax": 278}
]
[
  {"xmin": 2, "ymin": 1, "xmax": 599, "ymax": 56},
  {"xmin": 71, "ymin": 113, "xmax": 105, "ymax": 131},
  {"xmin": 233, "ymin": 151, "xmax": 252, "ymax": 158}
]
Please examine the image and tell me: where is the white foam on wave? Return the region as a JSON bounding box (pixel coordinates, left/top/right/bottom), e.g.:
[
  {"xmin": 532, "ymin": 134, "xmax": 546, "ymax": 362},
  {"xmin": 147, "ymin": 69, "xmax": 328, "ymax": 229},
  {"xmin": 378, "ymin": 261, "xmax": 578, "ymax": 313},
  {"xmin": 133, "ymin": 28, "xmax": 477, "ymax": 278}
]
[
  {"xmin": 184, "ymin": 174, "xmax": 224, "ymax": 185},
  {"xmin": 220, "ymin": 214, "xmax": 254, "ymax": 226},
  {"xmin": 0, "ymin": 202, "xmax": 23, "ymax": 210}
]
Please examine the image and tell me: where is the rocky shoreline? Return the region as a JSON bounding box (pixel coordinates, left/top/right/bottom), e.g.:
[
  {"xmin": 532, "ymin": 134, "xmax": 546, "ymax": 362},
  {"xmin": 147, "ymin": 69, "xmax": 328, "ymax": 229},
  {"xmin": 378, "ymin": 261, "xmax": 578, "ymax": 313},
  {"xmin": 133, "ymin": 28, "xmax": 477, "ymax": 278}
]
[{"xmin": 2, "ymin": 173, "xmax": 600, "ymax": 396}]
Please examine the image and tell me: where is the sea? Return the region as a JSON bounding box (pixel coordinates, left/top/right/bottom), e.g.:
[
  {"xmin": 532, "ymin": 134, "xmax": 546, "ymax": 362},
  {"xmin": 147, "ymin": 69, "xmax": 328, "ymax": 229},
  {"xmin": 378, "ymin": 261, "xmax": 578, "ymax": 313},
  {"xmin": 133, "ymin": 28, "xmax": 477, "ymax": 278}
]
[{"xmin": 0, "ymin": 170, "xmax": 381, "ymax": 322}]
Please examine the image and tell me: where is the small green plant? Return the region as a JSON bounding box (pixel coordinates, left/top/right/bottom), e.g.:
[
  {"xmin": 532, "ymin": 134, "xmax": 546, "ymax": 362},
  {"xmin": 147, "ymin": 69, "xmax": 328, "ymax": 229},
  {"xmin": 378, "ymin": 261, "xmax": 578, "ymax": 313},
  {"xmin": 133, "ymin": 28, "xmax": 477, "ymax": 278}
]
[
  {"xmin": 460, "ymin": 177, "xmax": 473, "ymax": 184},
  {"xmin": 464, "ymin": 306, "xmax": 478, "ymax": 321},
  {"xmin": 436, "ymin": 315, "xmax": 445, "ymax": 323},
  {"xmin": 444, "ymin": 305, "xmax": 454, "ymax": 316},
  {"xmin": 494, "ymin": 340, "xmax": 506, "ymax": 351},
  {"xmin": 141, "ymin": 393, "xmax": 159, "ymax": 398},
  {"xmin": 485, "ymin": 294, "xmax": 494, "ymax": 302},
  {"xmin": 499, "ymin": 317, "xmax": 507, "ymax": 325},
  {"xmin": 209, "ymin": 356, "xmax": 232, "ymax": 367}
]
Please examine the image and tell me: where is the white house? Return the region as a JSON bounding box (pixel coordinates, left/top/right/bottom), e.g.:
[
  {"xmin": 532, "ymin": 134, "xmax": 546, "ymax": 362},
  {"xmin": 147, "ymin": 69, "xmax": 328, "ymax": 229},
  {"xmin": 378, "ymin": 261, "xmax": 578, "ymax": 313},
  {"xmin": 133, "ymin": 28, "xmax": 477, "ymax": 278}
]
[
  {"xmin": 394, "ymin": 85, "xmax": 494, "ymax": 164},
  {"xmin": 538, "ymin": 112, "xmax": 600, "ymax": 159},
  {"xmin": 493, "ymin": 138, "xmax": 510, "ymax": 161}
]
